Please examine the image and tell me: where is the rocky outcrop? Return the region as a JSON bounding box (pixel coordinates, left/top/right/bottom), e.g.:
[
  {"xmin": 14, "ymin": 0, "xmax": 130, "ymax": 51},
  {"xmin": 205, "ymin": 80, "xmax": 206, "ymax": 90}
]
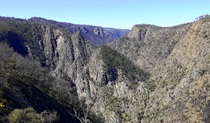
[
  {"xmin": 29, "ymin": 17, "xmax": 130, "ymax": 45},
  {"xmin": 1, "ymin": 16, "xmax": 210, "ymax": 123},
  {"xmin": 25, "ymin": 25, "xmax": 96, "ymax": 97},
  {"xmin": 106, "ymin": 17, "xmax": 210, "ymax": 123},
  {"xmin": 111, "ymin": 23, "xmax": 192, "ymax": 72}
]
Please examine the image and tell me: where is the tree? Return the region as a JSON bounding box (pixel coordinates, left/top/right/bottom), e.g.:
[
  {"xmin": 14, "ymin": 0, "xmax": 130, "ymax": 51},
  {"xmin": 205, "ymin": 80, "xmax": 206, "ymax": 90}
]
[
  {"xmin": 8, "ymin": 108, "xmax": 44, "ymax": 123},
  {"xmin": 8, "ymin": 108, "xmax": 59, "ymax": 123},
  {"xmin": 195, "ymin": 14, "xmax": 210, "ymax": 21},
  {"xmin": 70, "ymin": 96, "xmax": 97, "ymax": 123}
]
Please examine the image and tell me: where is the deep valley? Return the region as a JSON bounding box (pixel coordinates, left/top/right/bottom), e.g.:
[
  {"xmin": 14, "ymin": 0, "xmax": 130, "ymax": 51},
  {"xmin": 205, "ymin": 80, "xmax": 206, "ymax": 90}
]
[{"xmin": 0, "ymin": 16, "xmax": 210, "ymax": 123}]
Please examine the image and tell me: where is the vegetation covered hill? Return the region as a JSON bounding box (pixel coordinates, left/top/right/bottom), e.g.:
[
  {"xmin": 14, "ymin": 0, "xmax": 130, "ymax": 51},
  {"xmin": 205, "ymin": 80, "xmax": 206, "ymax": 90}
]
[
  {"xmin": 0, "ymin": 17, "xmax": 103, "ymax": 123},
  {"xmin": 0, "ymin": 43, "xmax": 79, "ymax": 122},
  {"xmin": 0, "ymin": 16, "xmax": 210, "ymax": 123},
  {"xmin": 29, "ymin": 17, "xmax": 130, "ymax": 45},
  {"xmin": 109, "ymin": 16, "xmax": 210, "ymax": 122}
]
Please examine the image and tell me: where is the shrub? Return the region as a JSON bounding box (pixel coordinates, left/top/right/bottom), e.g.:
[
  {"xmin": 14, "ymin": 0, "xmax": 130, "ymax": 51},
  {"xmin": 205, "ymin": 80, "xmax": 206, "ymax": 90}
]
[
  {"xmin": 8, "ymin": 108, "xmax": 44, "ymax": 123},
  {"xmin": 146, "ymin": 81, "xmax": 157, "ymax": 92},
  {"xmin": 8, "ymin": 108, "xmax": 59, "ymax": 123}
]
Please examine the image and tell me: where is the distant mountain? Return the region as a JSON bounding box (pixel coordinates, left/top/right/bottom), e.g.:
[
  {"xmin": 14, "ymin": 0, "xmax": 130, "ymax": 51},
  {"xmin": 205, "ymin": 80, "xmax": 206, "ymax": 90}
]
[
  {"xmin": 29, "ymin": 17, "xmax": 130, "ymax": 45},
  {"xmin": 1, "ymin": 16, "xmax": 210, "ymax": 123}
]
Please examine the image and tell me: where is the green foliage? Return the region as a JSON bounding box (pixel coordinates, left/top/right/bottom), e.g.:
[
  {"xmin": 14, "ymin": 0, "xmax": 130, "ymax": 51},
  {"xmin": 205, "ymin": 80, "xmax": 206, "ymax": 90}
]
[
  {"xmin": 172, "ymin": 68, "xmax": 186, "ymax": 83},
  {"xmin": 0, "ymin": 18, "xmax": 48, "ymax": 65},
  {"xmin": 8, "ymin": 108, "xmax": 44, "ymax": 123},
  {"xmin": 146, "ymin": 81, "xmax": 157, "ymax": 92},
  {"xmin": 100, "ymin": 45, "xmax": 149, "ymax": 89},
  {"xmin": 8, "ymin": 108, "xmax": 59, "ymax": 123},
  {"xmin": 105, "ymin": 95, "xmax": 120, "ymax": 111},
  {"xmin": 127, "ymin": 81, "xmax": 139, "ymax": 90},
  {"xmin": 161, "ymin": 80, "xmax": 170, "ymax": 88},
  {"xmin": 102, "ymin": 87, "xmax": 118, "ymax": 111},
  {"xmin": 0, "ymin": 44, "xmax": 68, "ymax": 122},
  {"xmin": 101, "ymin": 86, "xmax": 129, "ymax": 121},
  {"xmin": 0, "ymin": 17, "xmax": 103, "ymax": 122},
  {"xmin": 198, "ymin": 64, "xmax": 209, "ymax": 76}
]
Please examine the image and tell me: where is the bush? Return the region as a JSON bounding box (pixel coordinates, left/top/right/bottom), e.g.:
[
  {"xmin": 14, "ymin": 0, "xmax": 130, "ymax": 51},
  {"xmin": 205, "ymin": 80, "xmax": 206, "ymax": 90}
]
[
  {"xmin": 8, "ymin": 108, "xmax": 59, "ymax": 123},
  {"xmin": 8, "ymin": 108, "xmax": 44, "ymax": 123},
  {"xmin": 146, "ymin": 81, "xmax": 157, "ymax": 92}
]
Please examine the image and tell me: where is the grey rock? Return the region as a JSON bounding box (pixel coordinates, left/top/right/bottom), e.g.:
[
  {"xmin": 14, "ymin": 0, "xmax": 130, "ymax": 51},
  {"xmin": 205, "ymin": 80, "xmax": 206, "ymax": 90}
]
[
  {"xmin": 1, "ymin": 16, "xmax": 210, "ymax": 123},
  {"xmin": 29, "ymin": 17, "xmax": 130, "ymax": 45}
]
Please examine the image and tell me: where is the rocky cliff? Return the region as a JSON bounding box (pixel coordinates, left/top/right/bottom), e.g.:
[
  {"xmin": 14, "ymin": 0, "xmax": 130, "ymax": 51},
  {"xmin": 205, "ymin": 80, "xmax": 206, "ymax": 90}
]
[
  {"xmin": 106, "ymin": 18, "xmax": 210, "ymax": 122},
  {"xmin": 29, "ymin": 17, "xmax": 130, "ymax": 45},
  {"xmin": 0, "ymin": 16, "xmax": 210, "ymax": 123}
]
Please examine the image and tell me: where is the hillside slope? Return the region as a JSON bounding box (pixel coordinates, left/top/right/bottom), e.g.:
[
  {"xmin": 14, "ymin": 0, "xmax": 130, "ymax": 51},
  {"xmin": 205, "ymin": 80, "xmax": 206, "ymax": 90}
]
[
  {"xmin": 0, "ymin": 44, "xmax": 80, "ymax": 123},
  {"xmin": 145, "ymin": 18, "xmax": 210, "ymax": 123},
  {"xmin": 0, "ymin": 16, "xmax": 210, "ymax": 123},
  {"xmin": 29, "ymin": 17, "xmax": 130, "ymax": 45},
  {"xmin": 0, "ymin": 17, "xmax": 102, "ymax": 123},
  {"xmin": 108, "ymin": 17, "xmax": 210, "ymax": 122}
]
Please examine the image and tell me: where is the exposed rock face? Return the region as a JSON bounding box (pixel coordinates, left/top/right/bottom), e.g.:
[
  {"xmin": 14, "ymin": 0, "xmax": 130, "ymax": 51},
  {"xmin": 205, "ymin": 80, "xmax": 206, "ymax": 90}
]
[
  {"xmin": 26, "ymin": 25, "xmax": 96, "ymax": 96},
  {"xmin": 127, "ymin": 24, "xmax": 149, "ymax": 40},
  {"xmin": 111, "ymin": 23, "xmax": 192, "ymax": 72},
  {"xmin": 29, "ymin": 17, "xmax": 130, "ymax": 45},
  {"xmin": 107, "ymin": 18, "xmax": 210, "ymax": 122},
  {"xmin": 1, "ymin": 16, "xmax": 210, "ymax": 123}
]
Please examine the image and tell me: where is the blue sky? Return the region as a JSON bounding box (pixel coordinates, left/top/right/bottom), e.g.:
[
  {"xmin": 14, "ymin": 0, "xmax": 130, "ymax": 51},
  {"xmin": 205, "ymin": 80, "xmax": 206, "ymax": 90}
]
[{"xmin": 0, "ymin": 0, "xmax": 210, "ymax": 29}]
